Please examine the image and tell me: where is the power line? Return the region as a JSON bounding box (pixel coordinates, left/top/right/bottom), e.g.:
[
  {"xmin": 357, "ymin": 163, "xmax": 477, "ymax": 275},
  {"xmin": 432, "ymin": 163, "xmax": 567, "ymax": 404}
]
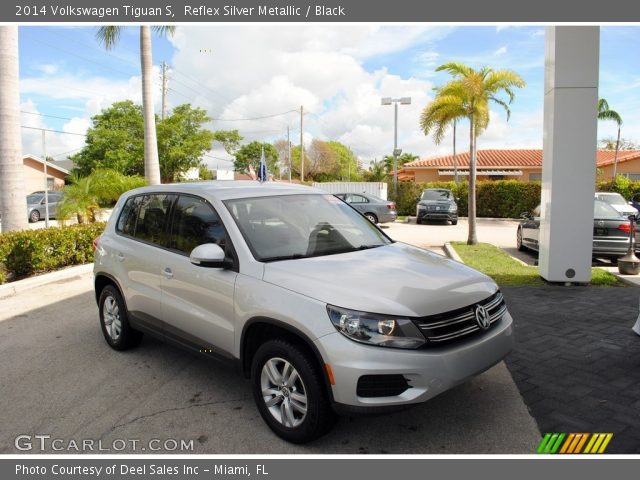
[
  {"xmin": 21, "ymin": 110, "xmax": 75, "ymax": 121},
  {"xmin": 215, "ymin": 110, "xmax": 299, "ymax": 122},
  {"xmin": 20, "ymin": 125, "xmax": 87, "ymax": 137}
]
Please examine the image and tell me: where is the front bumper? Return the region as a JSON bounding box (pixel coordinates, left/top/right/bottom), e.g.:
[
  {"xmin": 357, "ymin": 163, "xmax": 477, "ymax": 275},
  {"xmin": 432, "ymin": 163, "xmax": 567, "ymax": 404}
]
[
  {"xmin": 315, "ymin": 310, "xmax": 514, "ymax": 408},
  {"xmin": 417, "ymin": 209, "xmax": 458, "ymax": 221}
]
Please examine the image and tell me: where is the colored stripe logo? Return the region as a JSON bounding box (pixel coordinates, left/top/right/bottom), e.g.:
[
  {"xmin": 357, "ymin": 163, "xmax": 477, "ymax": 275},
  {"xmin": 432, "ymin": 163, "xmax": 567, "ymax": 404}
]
[{"xmin": 537, "ymin": 433, "xmax": 613, "ymax": 454}]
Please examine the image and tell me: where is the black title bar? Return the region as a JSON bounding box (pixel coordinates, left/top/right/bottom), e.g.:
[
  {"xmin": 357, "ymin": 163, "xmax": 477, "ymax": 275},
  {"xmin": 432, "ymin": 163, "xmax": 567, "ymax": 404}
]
[{"xmin": 4, "ymin": 0, "xmax": 640, "ymax": 22}]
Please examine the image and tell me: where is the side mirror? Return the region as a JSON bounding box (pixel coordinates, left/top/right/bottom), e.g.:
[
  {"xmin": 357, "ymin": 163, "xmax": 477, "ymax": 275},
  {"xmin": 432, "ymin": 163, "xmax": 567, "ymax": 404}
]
[
  {"xmin": 520, "ymin": 212, "xmax": 531, "ymax": 220},
  {"xmin": 190, "ymin": 243, "xmax": 226, "ymax": 268}
]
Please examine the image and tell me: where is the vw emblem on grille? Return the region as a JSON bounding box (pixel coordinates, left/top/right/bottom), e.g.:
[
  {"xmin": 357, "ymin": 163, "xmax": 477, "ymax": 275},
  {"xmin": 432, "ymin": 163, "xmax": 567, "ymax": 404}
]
[
  {"xmin": 597, "ymin": 220, "xmax": 605, "ymax": 227},
  {"xmin": 475, "ymin": 305, "xmax": 491, "ymax": 330}
]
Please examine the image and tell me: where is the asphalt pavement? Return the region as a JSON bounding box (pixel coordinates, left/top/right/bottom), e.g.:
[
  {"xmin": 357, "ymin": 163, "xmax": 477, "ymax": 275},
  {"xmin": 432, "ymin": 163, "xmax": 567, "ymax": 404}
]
[{"xmin": 0, "ymin": 220, "xmax": 540, "ymax": 454}]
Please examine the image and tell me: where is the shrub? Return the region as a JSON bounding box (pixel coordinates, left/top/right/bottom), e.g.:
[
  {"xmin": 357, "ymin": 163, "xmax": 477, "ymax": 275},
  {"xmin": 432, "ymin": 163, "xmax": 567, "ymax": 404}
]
[
  {"xmin": 389, "ymin": 180, "xmax": 540, "ymax": 218},
  {"xmin": 0, "ymin": 223, "xmax": 106, "ymax": 283}
]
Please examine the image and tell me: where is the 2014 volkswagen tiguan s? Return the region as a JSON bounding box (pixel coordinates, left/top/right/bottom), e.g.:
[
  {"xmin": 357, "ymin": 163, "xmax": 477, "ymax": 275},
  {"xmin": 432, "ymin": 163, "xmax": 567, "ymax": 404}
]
[{"xmin": 93, "ymin": 181, "xmax": 514, "ymax": 443}]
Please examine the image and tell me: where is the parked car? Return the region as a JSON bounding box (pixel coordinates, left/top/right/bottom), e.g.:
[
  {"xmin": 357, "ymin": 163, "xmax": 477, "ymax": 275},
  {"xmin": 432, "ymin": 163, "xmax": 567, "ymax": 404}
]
[
  {"xmin": 27, "ymin": 191, "xmax": 63, "ymax": 223},
  {"xmin": 94, "ymin": 182, "xmax": 513, "ymax": 443},
  {"xmin": 629, "ymin": 193, "xmax": 640, "ymax": 215},
  {"xmin": 595, "ymin": 192, "xmax": 638, "ymax": 218},
  {"xmin": 416, "ymin": 188, "xmax": 458, "ymax": 225},
  {"xmin": 333, "ymin": 192, "xmax": 397, "ymax": 224},
  {"xmin": 517, "ymin": 200, "xmax": 638, "ymax": 261}
]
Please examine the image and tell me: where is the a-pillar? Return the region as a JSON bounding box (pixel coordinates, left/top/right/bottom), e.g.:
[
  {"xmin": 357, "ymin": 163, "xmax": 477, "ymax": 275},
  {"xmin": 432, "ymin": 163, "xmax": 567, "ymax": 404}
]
[{"xmin": 539, "ymin": 26, "xmax": 600, "ymax": 282}]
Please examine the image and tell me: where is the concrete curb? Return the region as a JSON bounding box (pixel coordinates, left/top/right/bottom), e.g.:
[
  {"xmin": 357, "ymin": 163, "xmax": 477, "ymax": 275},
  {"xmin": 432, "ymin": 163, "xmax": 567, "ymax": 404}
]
[
  {"xmin": 0, "ymin": 263, "xmax": 93, "ymax": 299},
  {"xmin": 443, "ymin": 242, "xmax": 464, "ymax": 263}
]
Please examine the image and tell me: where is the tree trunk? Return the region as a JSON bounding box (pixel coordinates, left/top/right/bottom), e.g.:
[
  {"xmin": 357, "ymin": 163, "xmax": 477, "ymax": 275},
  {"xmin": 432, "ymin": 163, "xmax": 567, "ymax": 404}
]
[
  {"xmin": 0, "ymin": 26, "xmax": 28, "ymax": 233},
  {"xmin": 613, "ymin": 126, "xmax": 621, "ymax": 179},
  {"xmin": 467, "ymin": 115, "xmax": 478, "ymax": 245},
  {"xmin": 140, "ymin": 26, "xmax": 161, "ymax": 185}
]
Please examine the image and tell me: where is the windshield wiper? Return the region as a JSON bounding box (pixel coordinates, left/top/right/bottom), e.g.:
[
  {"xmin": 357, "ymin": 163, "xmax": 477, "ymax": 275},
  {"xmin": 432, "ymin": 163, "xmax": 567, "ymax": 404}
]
[
  {"xmin": 355, "ymin": 244, "xmax": 385, "ymax": 250},
  {"xmin": 261, "ymin": 254, "xmax": 309, "ymax": 262}
]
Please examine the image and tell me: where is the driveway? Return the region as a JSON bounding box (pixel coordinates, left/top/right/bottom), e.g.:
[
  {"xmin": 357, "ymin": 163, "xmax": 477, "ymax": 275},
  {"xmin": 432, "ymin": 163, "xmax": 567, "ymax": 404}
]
[
  {"xmin": 0, "ymin": 223, "xmax": 540, "ymax": 454},
  {"xmin": 383, "ymin": 218, "xmax": 520, "ymax": 251}
]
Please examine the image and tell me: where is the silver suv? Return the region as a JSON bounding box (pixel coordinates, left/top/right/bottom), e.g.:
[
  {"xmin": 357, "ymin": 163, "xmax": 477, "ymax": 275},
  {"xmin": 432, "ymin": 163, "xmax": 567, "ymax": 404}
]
[{"xmin": 93, "ymin": 182, "xmax": 514, "ymax": 443}]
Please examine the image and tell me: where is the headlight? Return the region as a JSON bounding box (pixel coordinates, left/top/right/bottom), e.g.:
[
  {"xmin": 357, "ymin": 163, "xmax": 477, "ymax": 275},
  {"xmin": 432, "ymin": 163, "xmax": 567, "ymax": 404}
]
[
  {"xmin": 449, "ymin": 205, "xmax": 458, "ymax": 212},
  {"xmin": 417, "ymin": 204, "xmax": 426, "ymax": 210},
  {"xmin": 327, "ymin": 305, "xmax": 425, "ymax": 349}
]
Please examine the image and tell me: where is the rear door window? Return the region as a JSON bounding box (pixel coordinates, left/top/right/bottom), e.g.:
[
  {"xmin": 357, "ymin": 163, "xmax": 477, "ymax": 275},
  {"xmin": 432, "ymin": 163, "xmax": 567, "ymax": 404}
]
[{"xmin": 134, "ymin": 194, "xmax": 176, "ymax": 247}]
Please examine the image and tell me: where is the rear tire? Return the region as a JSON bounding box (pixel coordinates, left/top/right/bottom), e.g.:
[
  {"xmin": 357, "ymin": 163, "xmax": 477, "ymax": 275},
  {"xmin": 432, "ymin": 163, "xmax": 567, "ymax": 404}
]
[
  {"xmin": 364, "ymin": 213, "xmax": 378, "ymax": 224},
  {"xmin": 251, "ymin": 339, "xmax": 336, "ymax": 443},
  {"xmin": 29, "ymin": 210, "xmax": 40, "ymax": 223},
  {"xmin": 98, "ymin": 285, "xmax": 143, "ymax": 351},
  {"xmin": 451, "ymin": 220, "xmax": 458, "ymax": 225}
]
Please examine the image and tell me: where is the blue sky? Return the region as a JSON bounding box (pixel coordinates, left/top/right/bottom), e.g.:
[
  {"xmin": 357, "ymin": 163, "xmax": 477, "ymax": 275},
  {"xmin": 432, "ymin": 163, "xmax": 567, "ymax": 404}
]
[{"xmin": 17, "ymin": 26, "xmax": 640, "ymax": 168}]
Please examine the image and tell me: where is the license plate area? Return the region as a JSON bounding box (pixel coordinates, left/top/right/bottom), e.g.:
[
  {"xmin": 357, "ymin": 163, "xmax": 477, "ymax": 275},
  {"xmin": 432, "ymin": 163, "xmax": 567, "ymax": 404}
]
[{"xmin": 594, "ymin": 227, "xmax": 607, "ymax": 236}]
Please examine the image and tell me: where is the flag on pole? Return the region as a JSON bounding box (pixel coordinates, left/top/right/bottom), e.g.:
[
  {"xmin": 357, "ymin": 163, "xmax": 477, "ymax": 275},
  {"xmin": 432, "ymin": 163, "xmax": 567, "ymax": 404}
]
[{"xmin": 258, "ymin": 146, "xmax": 268, "ymax": 182}]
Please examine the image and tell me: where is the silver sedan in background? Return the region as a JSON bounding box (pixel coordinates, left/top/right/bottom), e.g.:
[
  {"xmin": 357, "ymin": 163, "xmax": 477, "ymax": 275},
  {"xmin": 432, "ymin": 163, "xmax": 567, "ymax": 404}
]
[{"xmin": 334, "ymin": 192, "xmax": 397, "ymax": 224}]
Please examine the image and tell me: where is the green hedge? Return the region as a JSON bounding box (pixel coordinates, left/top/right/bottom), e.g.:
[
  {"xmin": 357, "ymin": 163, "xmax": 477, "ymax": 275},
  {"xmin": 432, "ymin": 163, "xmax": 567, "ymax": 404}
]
[
  {"xmin": 389, "ymin": 176, "xmax": 640, "ymax": 218},
  {"xmin": 0, "ymin": 223, "xmax": 106, "ymax": 284},
  {"xmin": 389, "ymin": 180, "xmax": 541, "ymax": 218}
]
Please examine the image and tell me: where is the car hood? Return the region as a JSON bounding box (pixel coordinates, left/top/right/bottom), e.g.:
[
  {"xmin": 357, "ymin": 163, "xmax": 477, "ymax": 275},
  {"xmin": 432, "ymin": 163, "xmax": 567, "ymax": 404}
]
[{"xmin": 262, "ymin": 242, "xmax": 497, "ymax": 317}]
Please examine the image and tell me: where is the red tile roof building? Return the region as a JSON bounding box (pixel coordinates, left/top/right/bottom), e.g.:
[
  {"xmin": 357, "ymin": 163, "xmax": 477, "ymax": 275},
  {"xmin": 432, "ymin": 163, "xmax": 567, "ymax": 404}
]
[{"xmin": 397, "ymin": 149, "xmax": 640, "ymax": 182}]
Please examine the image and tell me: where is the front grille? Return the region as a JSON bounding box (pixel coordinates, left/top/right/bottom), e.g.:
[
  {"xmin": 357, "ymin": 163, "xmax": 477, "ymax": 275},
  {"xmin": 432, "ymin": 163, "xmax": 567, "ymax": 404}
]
[
  {"xmin": 413, "ymin": 291, "xmax": 506, "ymax": 346},
  {"xmin": 356, "ymin": 375, "xmax": 411, "ymax": 398}
]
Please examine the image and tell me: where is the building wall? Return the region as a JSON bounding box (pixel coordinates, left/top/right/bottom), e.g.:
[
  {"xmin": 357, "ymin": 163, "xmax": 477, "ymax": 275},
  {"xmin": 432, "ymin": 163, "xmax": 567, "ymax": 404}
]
[
  {"xmin": 23, "ymin": 158, "xmax": 66, "ymax": 194},
  {"xmin": 408, "ymin": 167, "xmax": 542, "ymax": 183},
  {"xmin": 598, "ymin": 159, "xmax": 640, "ymax": 180}
]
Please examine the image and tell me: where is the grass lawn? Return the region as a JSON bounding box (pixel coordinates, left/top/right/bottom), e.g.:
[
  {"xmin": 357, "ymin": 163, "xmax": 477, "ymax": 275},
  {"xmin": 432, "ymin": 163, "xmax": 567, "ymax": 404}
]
[{"xmin": 450, "ymin": 242, "xmax": 623, "ymax": 287}]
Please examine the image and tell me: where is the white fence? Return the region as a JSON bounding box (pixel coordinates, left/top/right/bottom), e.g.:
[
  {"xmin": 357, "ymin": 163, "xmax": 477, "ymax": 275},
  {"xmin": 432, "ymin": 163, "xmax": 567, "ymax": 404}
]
[{"xmin": 312, "ymin": 182, "xmax": 388, "ymax": 200}]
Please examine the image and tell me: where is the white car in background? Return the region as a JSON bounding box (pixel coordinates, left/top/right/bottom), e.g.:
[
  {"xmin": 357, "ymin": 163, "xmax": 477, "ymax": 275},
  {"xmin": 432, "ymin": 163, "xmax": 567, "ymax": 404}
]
[{"xmin": 595, "ymin": 192, "xmax": 638, "ymax": 218}]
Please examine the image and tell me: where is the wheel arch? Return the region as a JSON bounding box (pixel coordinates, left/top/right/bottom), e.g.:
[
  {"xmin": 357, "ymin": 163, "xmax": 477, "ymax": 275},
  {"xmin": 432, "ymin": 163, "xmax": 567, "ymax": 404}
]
[{"xmin": 240, "ymin": 317, "xmax": 335, "ymax": 403}]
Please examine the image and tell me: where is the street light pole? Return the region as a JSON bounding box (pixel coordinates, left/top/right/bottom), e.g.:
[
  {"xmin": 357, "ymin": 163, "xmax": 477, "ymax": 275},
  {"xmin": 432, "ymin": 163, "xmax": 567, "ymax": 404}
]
[
  {"xmin": 381, "ymin": 96, "xmax": 411, "ymax": 197},
  {"xmin": 42, "ymin": 130, "xmax": 50, "ymax": 228}
]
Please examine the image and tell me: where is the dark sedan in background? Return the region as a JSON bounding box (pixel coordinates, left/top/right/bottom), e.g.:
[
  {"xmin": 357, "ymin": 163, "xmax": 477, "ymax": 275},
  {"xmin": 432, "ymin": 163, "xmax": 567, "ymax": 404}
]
[
  {"xmin": 517, "ymin": 200, "xmax": 638, "ymax": 261},
  {"xmin": 416, "ymin": 188, "xmax": 458, "ymax": 225},
  {"xmin": 334, "ymin": 192, "xmax": 397, "ymax": 224}
]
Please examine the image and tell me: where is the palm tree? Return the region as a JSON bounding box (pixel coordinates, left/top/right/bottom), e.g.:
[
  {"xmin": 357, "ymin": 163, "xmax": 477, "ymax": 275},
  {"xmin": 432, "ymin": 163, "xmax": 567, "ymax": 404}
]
[
  {"xmin": 420, "ymin": 63, "xmax": 525, "ymax": 244},
  {"xmin": 0, "ymin": 26, "xmax": 28, "ymax": 233},
  {"xmin": 96, "ymin": 26, "xmax": 175, "ymax": 186},
  {"xmin": 597, "ymin": 98, "xmax": 623, "ymax": 178}
]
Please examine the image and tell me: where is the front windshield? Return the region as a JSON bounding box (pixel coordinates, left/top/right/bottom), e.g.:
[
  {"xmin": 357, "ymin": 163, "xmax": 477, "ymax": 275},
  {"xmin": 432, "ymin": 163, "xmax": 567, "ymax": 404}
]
[
  {"xmin": 26, "ymin": 195, "xmax": 43, "ymax": 204},
  {"xmin": 421, "ymin": 190, "xmax": 451, "ymax": 201},
  {"xmin": 597, "ymin": 193, "xmax": 626, "ymax": 205},
  {"xmin": 224, "ymin": 194, "xmax": 392, "ymax": 261}
]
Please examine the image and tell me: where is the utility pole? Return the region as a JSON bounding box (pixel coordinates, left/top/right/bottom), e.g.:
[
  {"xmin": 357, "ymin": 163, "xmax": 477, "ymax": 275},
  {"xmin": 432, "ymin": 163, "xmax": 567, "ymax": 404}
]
[
  {"xmin": 287, "ymin": 126, "xmax": 292, "ymax": 183},
  {"xmin": 300, "ymin": 105, "xmax": 304, "ymax": 182},
  {"xmin": 42, "ymin": 130, "xmax": 49, "ymax": 228},
  {"xmin": 161, "ymin": 61, "xmax": 169, "ymax": 120}
]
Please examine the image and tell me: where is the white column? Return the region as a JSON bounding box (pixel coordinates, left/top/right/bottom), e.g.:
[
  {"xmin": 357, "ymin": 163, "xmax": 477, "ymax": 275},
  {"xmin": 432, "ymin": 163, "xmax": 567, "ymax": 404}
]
[{"xmin": 539, "ymin": 27, "xmax": 600, "ymax": 283}]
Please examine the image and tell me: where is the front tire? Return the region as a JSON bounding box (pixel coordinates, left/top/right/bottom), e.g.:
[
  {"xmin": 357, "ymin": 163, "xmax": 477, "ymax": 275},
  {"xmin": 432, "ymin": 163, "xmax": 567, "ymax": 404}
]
[
  {"xmin": 98, "ymin": 285, "xmax": 143, "ymax": 351},
  {"xmin": 451, "ymin": 219, "xmax": 458, "ymax": 225},
  {"xmin": 364, "ymin": 213, "xmax": 377, "ymax": 224},
  {"xmin": 516, "ymin": 227, "xmax": 526, "ymax": 251},
  {"xmin": 29, "ymin": 210, "xmax": 40, "ymax": 223},
  {"xmin": 251, "ymin": 339, "xmax": 336, "ymax": 443}
]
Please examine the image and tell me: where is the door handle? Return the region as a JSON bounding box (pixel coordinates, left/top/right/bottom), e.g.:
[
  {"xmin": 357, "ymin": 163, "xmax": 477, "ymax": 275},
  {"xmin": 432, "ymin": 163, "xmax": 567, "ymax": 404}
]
[
  {"xmin": 163, "ymin": 267, "xmax": 173, "ymax": 279},
  {"xmin": 116, "ymin": 252, "xmax": 125, "ymax": 262}
]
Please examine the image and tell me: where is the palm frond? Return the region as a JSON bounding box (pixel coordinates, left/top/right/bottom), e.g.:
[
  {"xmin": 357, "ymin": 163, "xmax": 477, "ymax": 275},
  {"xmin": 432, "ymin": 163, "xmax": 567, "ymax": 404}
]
[
  {"xmin": 152, "ymin": 26, "xmax": 176, "ymax": 37},
  {"xmin": 435, "ymin": 62, "xmax": 473, "ymax": 78},
  {"xmin": 96, "ymin": 26, "xmax": 121, "ymax": 50}
]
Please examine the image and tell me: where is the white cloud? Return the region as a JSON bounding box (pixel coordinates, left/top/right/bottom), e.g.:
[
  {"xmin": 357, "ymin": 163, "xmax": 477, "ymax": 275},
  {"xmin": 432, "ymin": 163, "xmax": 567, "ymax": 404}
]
[
  {"xmin": 168, "ymin": 26, "xmax": 452, "ymax": 163},
  {"xmin": 494, "ymin": 46, "xmax": 508, "ymax": 56}
]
